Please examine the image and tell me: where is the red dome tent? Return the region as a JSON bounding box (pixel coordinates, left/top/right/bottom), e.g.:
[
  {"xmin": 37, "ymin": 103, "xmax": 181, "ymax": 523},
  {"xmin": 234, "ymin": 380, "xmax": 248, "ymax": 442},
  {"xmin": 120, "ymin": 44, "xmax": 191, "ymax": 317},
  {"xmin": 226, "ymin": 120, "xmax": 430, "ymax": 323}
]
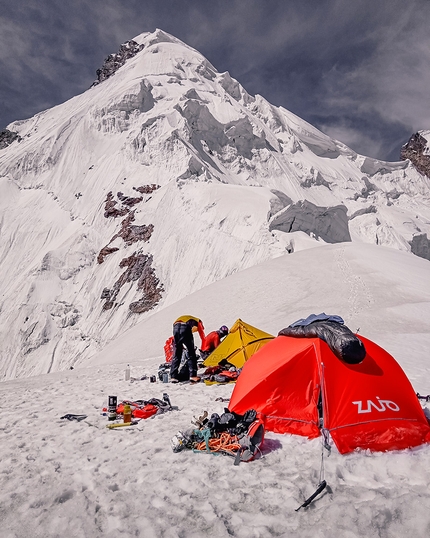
[{"xmin": 228, "ymin": 334, "xmax": 430, "ymax": 454}]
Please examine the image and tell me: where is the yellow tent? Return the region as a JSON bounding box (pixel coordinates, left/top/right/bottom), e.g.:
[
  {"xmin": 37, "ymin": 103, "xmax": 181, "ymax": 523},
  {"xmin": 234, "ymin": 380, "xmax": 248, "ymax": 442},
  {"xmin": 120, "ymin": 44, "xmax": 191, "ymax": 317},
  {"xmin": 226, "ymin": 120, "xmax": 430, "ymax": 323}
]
[{"xmin": 203, "ymin": 319, "xmax": 274, "ymax": 368}]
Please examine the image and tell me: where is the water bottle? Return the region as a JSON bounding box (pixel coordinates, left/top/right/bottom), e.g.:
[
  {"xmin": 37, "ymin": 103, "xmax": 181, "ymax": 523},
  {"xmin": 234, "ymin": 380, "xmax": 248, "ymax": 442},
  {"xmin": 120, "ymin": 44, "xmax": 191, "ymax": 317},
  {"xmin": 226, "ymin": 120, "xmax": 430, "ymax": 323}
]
[
  {"xmin": 123, "ymin": 404, "xmax": 132, "ymax": 423},
  {"xmin": 125, "ymin": 364, "xmax": 130, "ymax": 381}
]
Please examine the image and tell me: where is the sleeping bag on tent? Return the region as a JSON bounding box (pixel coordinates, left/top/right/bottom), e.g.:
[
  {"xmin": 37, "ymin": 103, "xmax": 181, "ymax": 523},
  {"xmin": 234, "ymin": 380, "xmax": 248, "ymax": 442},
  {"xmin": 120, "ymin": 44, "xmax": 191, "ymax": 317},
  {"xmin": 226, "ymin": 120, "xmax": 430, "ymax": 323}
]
[
  {"xmin": 278, "ymin": 312, "xmax": 366, "ymax": 364},
  {"xmin": 228, "ymin": 331, "xmax": 430, "ymax": 454}
]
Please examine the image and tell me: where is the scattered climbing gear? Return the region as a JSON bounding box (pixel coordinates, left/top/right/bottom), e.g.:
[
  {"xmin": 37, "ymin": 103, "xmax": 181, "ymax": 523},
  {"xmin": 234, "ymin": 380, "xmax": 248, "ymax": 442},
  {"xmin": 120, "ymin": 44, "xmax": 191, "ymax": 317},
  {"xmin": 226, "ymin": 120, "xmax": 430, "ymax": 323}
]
[
  {"xmin": 201, "ymin": 364, "xmax": 241, "ymax": 385},
  {"xmin": 103, "ymin": 394, "xmax": 176, "ymax": 421},
  {"xmin": 194, "ymin": 430, "xmax": 241, "ymax": 457},
  {"xmin": 171, "ymin": 408, "xmax": 265, "ymax": 464},
  {"xmin": 171, "ymin": 430, "xmax": 195, "ymax": 452},
  {"xmin": 117, "ymin": 397, "xmax": 173, "ymax": 418},
  {"xmin": 191, "ymin": 411, "xmax": 208, "ymax": 428}
]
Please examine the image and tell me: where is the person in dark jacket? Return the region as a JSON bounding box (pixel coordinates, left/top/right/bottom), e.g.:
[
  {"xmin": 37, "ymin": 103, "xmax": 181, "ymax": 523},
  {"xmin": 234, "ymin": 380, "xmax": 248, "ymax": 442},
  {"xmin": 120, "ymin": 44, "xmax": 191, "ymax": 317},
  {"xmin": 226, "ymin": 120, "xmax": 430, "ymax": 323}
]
[
  {"xmin": 200, "ymin": 325, "xmax": 229, "ymax": 360},
  {"xmin": 170, "ymin": 316, "xmax": 205, "ymax": 383}
]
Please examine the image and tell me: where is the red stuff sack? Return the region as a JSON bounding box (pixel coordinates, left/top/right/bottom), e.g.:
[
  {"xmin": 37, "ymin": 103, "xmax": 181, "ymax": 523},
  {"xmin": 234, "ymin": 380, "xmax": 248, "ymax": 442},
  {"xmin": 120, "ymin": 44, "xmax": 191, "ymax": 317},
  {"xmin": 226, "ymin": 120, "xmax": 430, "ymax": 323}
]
[
  {"xmin": 133, "ymin": 404, "xmax": 158, "ymax": 419},
  {"xmin": 164, "ymin": 336, "xmax": 175, "ymax": 363}
]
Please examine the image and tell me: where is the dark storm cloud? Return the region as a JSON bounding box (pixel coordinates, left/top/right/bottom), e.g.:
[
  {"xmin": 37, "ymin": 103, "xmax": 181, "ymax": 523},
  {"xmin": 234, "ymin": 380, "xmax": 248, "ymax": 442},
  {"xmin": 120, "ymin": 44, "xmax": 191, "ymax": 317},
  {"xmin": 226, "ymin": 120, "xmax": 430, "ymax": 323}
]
[{"xmin": 1, "ymin": 0, "xmax": 429, "ymax": 160}]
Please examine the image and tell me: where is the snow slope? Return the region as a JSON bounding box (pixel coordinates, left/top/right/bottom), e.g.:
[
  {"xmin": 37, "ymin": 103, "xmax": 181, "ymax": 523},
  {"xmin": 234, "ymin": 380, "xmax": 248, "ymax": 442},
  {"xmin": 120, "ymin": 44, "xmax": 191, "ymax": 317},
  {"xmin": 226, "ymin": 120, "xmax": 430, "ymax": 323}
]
[
  {"xmin": 0, "ymin": 242, "xmax": 430, "ymax": 538},
  {"xmin": 89, "ymin": 241, "xmax": 430, "ymax": 387},
  {"xmin": 0, "ymin": 29, "xmax": 429, "ymax": 380}
]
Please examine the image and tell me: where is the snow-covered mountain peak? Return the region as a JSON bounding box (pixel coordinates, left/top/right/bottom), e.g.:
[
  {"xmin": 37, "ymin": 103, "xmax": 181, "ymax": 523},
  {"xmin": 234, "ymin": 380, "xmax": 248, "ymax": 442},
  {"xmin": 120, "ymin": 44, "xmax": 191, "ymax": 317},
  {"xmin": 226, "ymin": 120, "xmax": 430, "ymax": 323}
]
[{"xmin": 0, "ymin": 29, "xmax": 429, "ymax": 380}]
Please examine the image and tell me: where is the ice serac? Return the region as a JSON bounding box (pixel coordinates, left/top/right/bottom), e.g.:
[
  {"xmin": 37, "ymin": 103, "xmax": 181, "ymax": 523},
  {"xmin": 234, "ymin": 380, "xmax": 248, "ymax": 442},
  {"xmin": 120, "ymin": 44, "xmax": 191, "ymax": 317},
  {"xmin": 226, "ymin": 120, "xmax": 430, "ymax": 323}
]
[
  {"xmin": 0, "ymin": 29, "xmax": 430, "ymax": 379},
  {"xmin": 269, "ymin": 201, "xmax": 351, "ymax": 243}
]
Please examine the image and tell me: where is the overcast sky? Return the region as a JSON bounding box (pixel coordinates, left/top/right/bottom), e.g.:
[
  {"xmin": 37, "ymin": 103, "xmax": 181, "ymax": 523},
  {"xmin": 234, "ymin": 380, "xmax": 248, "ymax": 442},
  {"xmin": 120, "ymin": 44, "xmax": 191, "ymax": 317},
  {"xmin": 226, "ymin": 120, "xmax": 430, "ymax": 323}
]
[{"xmin": 1, "ymin": 0, "xmax": 429, "ymax": 161}]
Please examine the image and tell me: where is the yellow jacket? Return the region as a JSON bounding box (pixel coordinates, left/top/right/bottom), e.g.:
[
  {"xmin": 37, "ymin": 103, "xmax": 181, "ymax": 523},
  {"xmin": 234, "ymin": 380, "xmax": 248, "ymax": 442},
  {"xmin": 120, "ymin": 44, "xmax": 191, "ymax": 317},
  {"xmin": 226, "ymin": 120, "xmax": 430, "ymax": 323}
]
[{"xmin": 174, "ymin": 316, "xmax": 205, "ymax": 340}]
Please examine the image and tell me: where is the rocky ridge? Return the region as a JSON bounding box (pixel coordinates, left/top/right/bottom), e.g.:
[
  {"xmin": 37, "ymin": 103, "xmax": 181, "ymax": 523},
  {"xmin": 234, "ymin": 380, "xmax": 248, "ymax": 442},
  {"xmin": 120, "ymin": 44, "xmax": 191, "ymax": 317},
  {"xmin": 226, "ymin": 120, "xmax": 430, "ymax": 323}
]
[
  {"xmin": 400, "ymin": 131, "xmax": 430, "ymax": 260},
  {"xmin": 400, "ymin": 132, "xmax": 430, "ymax": 179},
  {"xmin": 92, "ymin": 40, "xmax": 145, "ymax": 86},
  {"xmin": 0, "ymin": 129, "xmax": 22, "ymax": 149}
]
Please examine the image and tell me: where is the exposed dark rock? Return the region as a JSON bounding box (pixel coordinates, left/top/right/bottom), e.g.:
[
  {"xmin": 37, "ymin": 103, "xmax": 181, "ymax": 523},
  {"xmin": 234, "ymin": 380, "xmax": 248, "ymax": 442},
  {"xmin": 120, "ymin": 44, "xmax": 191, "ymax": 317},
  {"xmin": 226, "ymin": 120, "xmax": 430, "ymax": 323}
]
[
  {"xmin": 409, "ymin": 233, "xmax": 430, "ymax": 261},
  {"xmin": 99, "ymin": 190, "xmax": 155, "ymax": 265},
  {"xmin": 92, "ymin": 40, "xmax": 144, "ymax": 86},
  {"xmin": 102, "ymin": 301, "xmax": 114, "ymax": 311},
  {"xmin": 103, "ymin": 190, "xmax": 148, "ymax": 218},
  {"xmin": 104, "ymin": 192, "xmax": 129, "ymax": 218},
  {"xmin": 112, "ymin": 212, "xmax": 154, "ymax": 246},
  {"xmin": 0, "ymin": 129, "xmax": 22, "ymax": 150},
  {"xmin": 100, "ymin": 288, "xmax": 111, "ymax": 299},
  {"xmin": 400, "ymin": 132, "xmax": 430, "ymax": 178},
  {"xmin": 101, "ymin": 253, "xmax": 163, "ymax": 312},
  {"xmin": 269, "ymin": 200, "xmax": 351, "ymax": 243},
  {"xmin": 97, "ymin": 246, "xmax": 119, "ymax": 264},
  {"xmin": 133, "ymin": 184, "xmax": 160, "ymax": 194},
  {"xmin": 129, "ymin": 255, "xmax": 164, "ymax": 314},
  {"xmin": 117, "ymin": 192, "xmax": 143, "ymax": 207}
]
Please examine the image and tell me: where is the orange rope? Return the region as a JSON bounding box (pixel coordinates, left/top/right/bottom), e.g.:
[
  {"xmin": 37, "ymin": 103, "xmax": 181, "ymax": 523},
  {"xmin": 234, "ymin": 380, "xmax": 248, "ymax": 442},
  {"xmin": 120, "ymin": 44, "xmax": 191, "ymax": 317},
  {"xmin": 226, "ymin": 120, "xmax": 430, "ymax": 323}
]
[{"xmin": 195, "ymin": 432, "xmax": 242, "ymax": 456}]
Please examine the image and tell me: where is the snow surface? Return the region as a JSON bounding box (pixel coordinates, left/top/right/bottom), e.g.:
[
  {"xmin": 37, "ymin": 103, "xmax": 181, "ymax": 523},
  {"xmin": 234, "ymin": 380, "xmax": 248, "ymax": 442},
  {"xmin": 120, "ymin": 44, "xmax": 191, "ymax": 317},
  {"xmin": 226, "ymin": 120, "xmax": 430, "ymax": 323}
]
[
  {"xmin": 1, "ymin": 29, "xmax": 430, "ymax": 380},
  {"xmin": 1, "ymin": 242, "xmax": 430, "ymax": 538}
]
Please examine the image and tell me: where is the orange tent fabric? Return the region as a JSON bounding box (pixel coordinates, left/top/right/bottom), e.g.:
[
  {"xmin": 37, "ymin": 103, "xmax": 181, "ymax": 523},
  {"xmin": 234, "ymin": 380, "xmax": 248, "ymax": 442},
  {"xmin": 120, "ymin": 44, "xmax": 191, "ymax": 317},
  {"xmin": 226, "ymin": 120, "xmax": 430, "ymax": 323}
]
[{"xmin": 229, "ymin": 334, "xmax": 430, "ymax": 454}]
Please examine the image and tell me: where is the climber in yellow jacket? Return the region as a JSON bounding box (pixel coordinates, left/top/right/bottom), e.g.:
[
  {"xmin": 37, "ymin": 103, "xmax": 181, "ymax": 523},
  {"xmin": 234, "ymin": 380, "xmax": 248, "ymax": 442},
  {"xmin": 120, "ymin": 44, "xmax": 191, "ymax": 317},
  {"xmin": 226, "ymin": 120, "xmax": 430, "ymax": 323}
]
[{"xmin": 170, "ymin": 315, "xmax": 205, "ymax": 383}]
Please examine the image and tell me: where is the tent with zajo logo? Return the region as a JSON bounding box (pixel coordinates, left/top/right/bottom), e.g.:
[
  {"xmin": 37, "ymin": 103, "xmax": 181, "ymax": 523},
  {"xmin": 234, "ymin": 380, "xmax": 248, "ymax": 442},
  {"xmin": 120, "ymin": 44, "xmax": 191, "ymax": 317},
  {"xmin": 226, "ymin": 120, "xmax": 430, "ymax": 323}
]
[{"xmin": 228, "ymin": 329, "xmax": 430, "ymax": 454}]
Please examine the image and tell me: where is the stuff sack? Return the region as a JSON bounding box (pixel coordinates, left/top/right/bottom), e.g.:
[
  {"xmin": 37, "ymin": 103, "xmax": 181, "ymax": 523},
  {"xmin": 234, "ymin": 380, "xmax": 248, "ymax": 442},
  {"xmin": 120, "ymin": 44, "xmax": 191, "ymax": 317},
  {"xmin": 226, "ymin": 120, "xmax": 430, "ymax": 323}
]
[
  {"xmin": 164, "ymin": 336, "xmax": 175, "ymax": 363},
  {"xmin": 133, "ymin": 404, "xmax": 158, "ymax": 419}
]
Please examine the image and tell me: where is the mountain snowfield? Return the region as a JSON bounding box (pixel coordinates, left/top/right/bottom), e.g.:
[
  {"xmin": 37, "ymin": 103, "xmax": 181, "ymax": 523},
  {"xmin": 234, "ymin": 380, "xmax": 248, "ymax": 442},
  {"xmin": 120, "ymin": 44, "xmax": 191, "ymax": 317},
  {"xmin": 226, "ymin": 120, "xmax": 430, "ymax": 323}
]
[
  {"xmin": 0, "ymin": 242, "xmax": 430, "ymax": 537},
  {"xmin": 1, "ymin": 29, "xmax": 430, "ymax": 380}
]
